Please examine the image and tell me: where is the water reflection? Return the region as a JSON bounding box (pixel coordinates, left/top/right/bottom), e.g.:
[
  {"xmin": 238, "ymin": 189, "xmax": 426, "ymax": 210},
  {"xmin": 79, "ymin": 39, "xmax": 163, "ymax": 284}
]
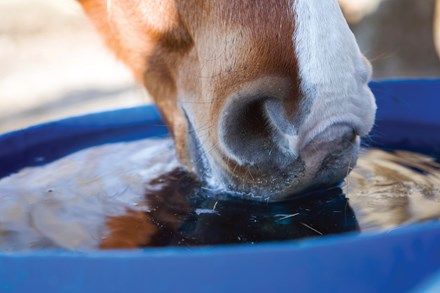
[
  {"xmin": 0, "ymin": 139, "xmax": 439, "ymax": 250},
  {"xmin": 145, "ymin": 169, "xmax": 359, "ymax": 246},
  {"xmin": 144, "ymin": 148, "xmax": 440, "ymax": 247},
  {"xmin": 346, "ymin": 149, "xmax": 440, "ymax": 231}
]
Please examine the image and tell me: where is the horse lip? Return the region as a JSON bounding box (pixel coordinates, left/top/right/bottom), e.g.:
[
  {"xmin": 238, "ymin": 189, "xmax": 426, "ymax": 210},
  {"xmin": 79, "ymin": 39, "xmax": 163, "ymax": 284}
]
[{"xmin": 300, "ymin": 120, "xmax": 361, "ymax": 150}]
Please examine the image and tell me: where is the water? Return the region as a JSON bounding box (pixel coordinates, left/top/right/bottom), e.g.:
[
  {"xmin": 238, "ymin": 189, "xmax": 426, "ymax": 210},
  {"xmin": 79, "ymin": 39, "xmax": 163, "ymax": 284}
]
[
  {"xmin": 0, "ymin": 138, "xmax": 439, "ymax": 250},
  {"xmin": 146, "ymin": 173, "xmax": 359, "ymax": 246}
]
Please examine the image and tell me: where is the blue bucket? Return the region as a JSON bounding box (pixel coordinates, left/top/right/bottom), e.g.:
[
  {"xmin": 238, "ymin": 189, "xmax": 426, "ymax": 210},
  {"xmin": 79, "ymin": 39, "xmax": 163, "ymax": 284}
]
[{"xmin": 0, "ymin": 79, "xmax": 439, "ymax": 292}]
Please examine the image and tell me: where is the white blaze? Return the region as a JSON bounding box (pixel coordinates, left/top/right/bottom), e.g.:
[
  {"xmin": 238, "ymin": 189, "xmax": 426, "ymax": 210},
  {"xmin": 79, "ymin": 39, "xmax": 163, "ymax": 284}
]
[{"xmin": 292, "ymin": 0, "xmax": 376, "ymax": 150}]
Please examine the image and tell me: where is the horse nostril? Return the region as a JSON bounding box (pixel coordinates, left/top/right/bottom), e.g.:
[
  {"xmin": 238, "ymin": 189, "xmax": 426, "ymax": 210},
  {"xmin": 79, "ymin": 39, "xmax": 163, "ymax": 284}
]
[
  {"xmin": 240, "ymin": 100, "xmax": 271, "ymax": 139},
  {"xmin": 347, "ymin": 128, "xmax": 357, "ymax": 142},
  {"xmin": 219, "ymin": 98, "xmax": 275, "ymax": 165},
  {"xmin": 218, "ymin": 76, "xmax": 297, "ymax": 166}
]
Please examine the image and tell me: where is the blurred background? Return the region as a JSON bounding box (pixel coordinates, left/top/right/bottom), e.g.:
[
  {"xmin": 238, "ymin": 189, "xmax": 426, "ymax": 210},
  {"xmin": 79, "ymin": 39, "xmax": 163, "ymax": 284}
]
[
  {"xmin": 1, "ymin": 0, "xmax": 439, "ymax": 134},
  {"xmin": 0, "ymin": 0, "xmax": 148, "ymax": 134}
]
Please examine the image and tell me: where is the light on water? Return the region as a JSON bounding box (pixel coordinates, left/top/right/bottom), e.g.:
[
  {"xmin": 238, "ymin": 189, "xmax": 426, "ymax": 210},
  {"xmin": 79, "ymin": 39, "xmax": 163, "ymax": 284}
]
[
  {"xmin": 346, "ymin": 149, "xmax": 440, "ymax": 230},
  {"xmin": 0, "ymin": 138, "xmax": 439, "ymax": 250}
]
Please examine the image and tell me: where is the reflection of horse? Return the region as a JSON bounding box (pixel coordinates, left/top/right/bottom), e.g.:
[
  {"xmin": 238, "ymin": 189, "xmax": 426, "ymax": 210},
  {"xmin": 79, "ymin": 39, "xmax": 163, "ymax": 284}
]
[
  {"xmin": 79, "ymin": 0, "xmax": 376, "ymax": 200},
  {"xmin": 1, "ymin": 138, "xmax": 438, "ymax": 249}
]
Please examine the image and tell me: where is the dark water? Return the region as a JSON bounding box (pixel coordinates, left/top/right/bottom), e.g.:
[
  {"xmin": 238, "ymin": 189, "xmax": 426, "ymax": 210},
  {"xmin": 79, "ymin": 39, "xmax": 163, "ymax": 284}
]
[
  {"xmin": 145, "ymin": 169, "xmax": 359, "ymax": 246},
  {"xmin": 144, "ymin": 149, "xmax": 440, "ymax": 247},
  {"xmin": 0, "ymin": 139, "xmax": 439, "ymax": 250}
]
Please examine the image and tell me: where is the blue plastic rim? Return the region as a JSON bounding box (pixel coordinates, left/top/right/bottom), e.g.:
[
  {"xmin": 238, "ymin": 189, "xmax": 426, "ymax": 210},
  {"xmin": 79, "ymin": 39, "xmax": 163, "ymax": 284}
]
[{"xmin": 0, "ymin": 79, "xmax": 440, "ymax": 293}]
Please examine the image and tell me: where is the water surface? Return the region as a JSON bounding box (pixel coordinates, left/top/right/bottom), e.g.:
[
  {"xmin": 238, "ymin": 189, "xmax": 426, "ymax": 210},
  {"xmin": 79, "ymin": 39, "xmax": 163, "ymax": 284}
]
[{"xmin": 0, "ymin": 139, "xmax": 439, "ymax": 250}]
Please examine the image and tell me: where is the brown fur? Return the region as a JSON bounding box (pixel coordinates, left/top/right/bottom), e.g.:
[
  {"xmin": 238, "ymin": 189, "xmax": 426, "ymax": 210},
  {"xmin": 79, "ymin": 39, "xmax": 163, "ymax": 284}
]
[
  {"xmin": 100, "ymin": 209, "xmax": 158, "ymax": 249},
  {"xmin": 78, "ymin": 0, "xmax": 300, "ymax": 173},
  {"xmin": 79, "ymin": 1, "xmax": 305, "ymax": 241}
]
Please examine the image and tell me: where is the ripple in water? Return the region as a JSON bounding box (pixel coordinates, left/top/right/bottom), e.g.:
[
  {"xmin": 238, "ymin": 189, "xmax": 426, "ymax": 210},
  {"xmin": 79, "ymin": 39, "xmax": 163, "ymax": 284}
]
[{"xmin": 0, "ymin": 138, "xmax": 439, "ymax": 250}]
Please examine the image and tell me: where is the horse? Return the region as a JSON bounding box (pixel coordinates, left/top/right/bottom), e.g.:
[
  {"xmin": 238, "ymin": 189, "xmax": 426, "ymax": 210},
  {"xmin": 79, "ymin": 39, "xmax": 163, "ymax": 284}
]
[{"xmin": 78, "ymin": 0, "xmax": 376, "ymax": 201}]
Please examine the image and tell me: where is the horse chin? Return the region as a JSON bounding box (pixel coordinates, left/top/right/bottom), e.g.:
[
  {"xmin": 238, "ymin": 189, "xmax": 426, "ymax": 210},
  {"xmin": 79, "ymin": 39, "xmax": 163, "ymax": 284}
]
[{"xmin": 186, "ymin": 136, "xmax": 360, "ymax": 202}]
